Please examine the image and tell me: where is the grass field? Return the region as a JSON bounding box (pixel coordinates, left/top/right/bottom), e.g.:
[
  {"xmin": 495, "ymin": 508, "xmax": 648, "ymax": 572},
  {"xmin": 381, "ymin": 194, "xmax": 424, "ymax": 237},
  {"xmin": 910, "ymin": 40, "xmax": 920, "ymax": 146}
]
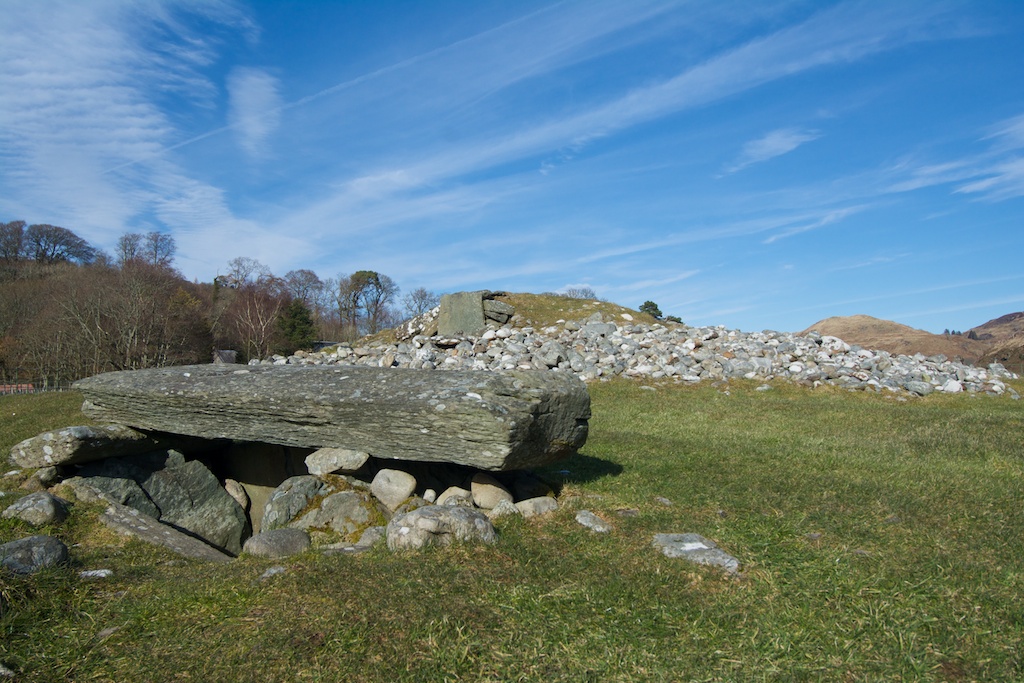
[{"xmin": 2, "ymin": 380, "xmax": 1023, "ymax": 682}]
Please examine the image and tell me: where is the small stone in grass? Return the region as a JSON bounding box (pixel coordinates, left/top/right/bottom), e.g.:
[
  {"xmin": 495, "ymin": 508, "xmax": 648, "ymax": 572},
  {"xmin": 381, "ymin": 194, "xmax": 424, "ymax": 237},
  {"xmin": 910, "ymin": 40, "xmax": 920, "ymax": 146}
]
[
  {"xmin": 79, "ymin": 569, "xmax": 114, "ymax": 579},
  {"xmin": 575, "ymin": 510, "xmax": 612, "ymax": 533}
]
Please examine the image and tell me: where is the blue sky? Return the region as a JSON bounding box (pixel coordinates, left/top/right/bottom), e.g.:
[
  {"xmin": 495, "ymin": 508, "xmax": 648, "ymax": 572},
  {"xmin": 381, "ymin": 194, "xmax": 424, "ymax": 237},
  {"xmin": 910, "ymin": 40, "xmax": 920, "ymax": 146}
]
[{"xmin": 2, "ymin": 1, "xmax": 1023, "ymax": 333}]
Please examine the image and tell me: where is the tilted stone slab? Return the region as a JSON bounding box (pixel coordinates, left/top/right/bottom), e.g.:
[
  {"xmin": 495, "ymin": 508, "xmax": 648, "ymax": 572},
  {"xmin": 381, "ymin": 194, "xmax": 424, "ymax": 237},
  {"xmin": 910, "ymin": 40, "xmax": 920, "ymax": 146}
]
[
  {"xmin": 9, "ymin": 424, "xmax": 204, "ymax": 469},
  {"xmin": 99, "ymin": 502, "xmax": 233, "ymax": 564},
  {"xmin": 75, "ymin": 365, "xmax": 590, "ymax": 471}
]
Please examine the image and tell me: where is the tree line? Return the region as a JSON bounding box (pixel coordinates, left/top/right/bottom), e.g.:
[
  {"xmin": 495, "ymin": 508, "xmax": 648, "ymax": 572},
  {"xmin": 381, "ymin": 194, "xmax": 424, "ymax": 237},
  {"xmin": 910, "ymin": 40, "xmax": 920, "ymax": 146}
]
[{"xmin": 0, "ymin": 220, "xmax": 439, "ymax": 385}]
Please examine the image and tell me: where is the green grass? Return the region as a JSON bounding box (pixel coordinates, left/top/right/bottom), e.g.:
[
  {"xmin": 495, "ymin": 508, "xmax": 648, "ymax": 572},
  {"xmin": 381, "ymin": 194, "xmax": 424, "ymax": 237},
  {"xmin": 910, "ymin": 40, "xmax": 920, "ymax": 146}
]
[
  {"xmin": 2, "ymin": 382, "xmax": 1023, "ymax": 682},
  {"xmin": 0, "ymin": 392, "xmax": 92, "ymax": 457}
]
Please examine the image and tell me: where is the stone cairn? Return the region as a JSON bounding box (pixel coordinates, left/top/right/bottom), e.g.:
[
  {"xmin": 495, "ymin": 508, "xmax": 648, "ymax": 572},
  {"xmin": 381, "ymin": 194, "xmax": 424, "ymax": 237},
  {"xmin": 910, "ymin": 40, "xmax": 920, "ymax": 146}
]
[{"xmin": 276, "ymin": 291, "xmax": 1020, "ymax": 398}]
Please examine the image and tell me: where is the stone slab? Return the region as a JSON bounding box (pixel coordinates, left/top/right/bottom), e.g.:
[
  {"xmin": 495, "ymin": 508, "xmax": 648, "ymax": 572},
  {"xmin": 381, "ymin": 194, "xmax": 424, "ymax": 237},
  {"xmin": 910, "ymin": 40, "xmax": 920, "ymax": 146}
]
[
  {"xmin": 9, "ymin": 424, "xmax": 203, "ymax": 469},
  {"xmin": 437, "ymin": 291, "xmax": 487, "ymax": 337},
  {"xmin": 99, "ymin": 502, "xmax": 233, "ymax": 563},
  {"xmin": 75, "ymin": 365, "xmax": 590, "ymax": 471}
]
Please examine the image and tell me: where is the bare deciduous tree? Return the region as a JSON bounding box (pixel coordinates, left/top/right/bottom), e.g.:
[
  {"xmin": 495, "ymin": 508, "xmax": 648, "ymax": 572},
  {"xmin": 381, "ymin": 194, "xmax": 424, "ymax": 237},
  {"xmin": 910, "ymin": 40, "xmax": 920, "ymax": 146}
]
[
  {"xmin": 116, "ymin": 232, "xmax": 143, "ymax": 266},
  {"xmin": 144, "ymin": 231, "xmax": 176, "ymax": 267},
  {"xmin": 0, "ymin": 221, "xmax": 26, "ymax": 262},
  {"xmin": 403, "ymin": 286, "xmax": 440, "ymax": 318},
  {"xmin": 564, "ymin": 286, "xmax": 597, "ymax": 299}
]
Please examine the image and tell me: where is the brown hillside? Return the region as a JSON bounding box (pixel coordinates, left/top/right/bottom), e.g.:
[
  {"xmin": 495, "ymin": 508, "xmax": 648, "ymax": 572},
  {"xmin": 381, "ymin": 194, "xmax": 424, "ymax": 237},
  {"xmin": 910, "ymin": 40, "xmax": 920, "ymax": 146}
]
[
  {"xmin": 968, "ymin": 311, "xmax": 1024, "ymax": 343},
  {"xmin": 976, "ymin": 337, "xmax": 1024, "ymax": 374},
  {"xmin": 799, "ymin": 314, "xmax": 988, "ymax": 363}
]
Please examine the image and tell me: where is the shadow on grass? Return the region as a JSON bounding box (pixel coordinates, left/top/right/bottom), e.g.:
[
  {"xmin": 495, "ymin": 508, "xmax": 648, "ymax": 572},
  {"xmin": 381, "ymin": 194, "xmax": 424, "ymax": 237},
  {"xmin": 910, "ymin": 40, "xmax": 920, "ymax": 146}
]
[{"xmin": 537, "ymin": 451, "xmax": 623, "ymax": 487}]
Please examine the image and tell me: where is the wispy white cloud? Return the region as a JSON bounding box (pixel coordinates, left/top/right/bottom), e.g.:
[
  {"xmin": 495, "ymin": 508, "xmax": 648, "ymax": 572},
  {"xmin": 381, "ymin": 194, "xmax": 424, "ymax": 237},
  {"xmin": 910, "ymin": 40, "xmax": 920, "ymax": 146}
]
[
  {"xmin": 954, "ymin": 157, "xmax": 1024, "ymax": 201},
  {"xmin": 723, "ymin": 127, "xmax": 821, "ymax": 174},
  {"xmin": 292, "ymin": 1, "xmax": 967, "ymax": 239},
  {"xmin": 227, "ymin": 67, "xmax": 282, "ymax": 158},
  {"xmin": 761, "ymin": 205, "xmax": 867, "ymax": 243},
  {"xmin": 875, "ymin": 110, "xmax": 1024, "ymax": 202},
  {"xmin": 985, "ymin": 112, "xmax": 1024, "ymax": 150},
  {"xmin": 0, "ymin": 0, "xmax": 250, "ymax": 246},
  {"xmin": 612, "ymin": 271, "xmax": 700, "ymax": 293}
]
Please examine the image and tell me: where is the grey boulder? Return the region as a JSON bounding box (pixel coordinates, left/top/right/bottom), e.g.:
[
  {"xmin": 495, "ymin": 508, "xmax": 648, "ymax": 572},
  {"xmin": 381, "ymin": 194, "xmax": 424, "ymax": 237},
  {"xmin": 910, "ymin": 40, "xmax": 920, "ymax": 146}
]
[
  {"xmin": 2, "ymin": 492, "xmax": 70, "ymax": 527},
  {"xmin": 9, "ymin": 424, "xmax": 199, "ymax": 469},
  {"xmin": 261, "ymin": 476, "xmax": 330, "ymax": 531},
  {"xmin": 242, "ymin": 528, "xmax": 311, "ymax": 558},
  {"xmin": 386, "ymin": 505, "xmax": 497, "ymax": 551},
  {"xmin": 76, "ymin": 450, "xmax": 248, "ymax": 555},
  {"xmin": 99, "ymin": 502, "xmax": 232, "ymax": 563},
  {"xmin": 292, "ymin": 490, "xmax": 376, "ymax": 535},
  {"xmin": 0, "ymin": 535, "xmax": 70, "ymax": 575},
  {"xmin": 74, "ymin": 364, "xmax": 590, "ymax": 471}
]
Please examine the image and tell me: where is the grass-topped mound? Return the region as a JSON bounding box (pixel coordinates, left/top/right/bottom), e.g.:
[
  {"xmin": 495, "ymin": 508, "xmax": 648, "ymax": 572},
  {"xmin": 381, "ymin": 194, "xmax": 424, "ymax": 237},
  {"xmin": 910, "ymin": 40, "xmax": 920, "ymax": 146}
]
[{"xmin": 489, "ymin": 292, "xmax": 663, "ymax": 328}]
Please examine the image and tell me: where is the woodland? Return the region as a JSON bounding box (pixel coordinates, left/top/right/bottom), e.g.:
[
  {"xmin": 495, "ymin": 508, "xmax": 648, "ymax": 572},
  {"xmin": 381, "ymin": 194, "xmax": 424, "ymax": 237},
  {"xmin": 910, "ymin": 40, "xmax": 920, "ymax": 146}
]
[{"xmin": 0, "ymin": 220, "xmax": 437, "ymax": 385}]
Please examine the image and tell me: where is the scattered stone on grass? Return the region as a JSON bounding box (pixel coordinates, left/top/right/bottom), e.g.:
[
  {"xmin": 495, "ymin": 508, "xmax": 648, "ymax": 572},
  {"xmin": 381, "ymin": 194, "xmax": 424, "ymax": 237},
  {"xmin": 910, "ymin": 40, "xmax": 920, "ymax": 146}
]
[
  {"xmin": 79, "ymin": 569, "xmax": 114, "ymax": 579},
  {"xmin": 0, "ymin": 535, "xmax": 70, "ymax": 575},
  {"xmin": 575, "ymin": 510, "xmax": 612, "ymax": 533},
  {"xmin": 2, "ymin": 491, "xmax": 70, "ymax": 526},
  {"xmin": 516, "ymin": 496, "xmax": 559, "ymax": 518},
  {"xmin": 242, "ymin": 528, "xmax": 311, "ymax": 558},
  {"xmin": 652, "ymin": 533, "xmax": 740, "ymax": 574},
  {"xmin": 260, "ymin": 566, "xmax": 287, "ymax": 581}
]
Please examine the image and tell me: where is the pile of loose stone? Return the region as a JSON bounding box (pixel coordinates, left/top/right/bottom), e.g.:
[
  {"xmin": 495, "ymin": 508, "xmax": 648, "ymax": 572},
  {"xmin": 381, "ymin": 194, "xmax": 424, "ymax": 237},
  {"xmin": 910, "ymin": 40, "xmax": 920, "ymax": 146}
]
[{"xmin": 257, "ymin": 310, "xmax": 1020, "ymax": 398}]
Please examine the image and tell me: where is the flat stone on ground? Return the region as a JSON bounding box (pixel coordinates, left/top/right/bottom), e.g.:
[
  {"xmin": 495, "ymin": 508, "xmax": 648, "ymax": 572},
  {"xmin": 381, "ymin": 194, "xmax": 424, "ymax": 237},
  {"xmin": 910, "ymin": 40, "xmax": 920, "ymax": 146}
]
[{"xmin": 652, "ymin": 533, "xmax": 740, "ymax": 573}]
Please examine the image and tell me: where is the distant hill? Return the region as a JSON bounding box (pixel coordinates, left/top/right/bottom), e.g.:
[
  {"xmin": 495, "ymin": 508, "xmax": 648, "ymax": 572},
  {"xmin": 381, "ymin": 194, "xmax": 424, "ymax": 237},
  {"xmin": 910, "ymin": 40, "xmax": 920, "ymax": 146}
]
[
  {"xmin": 968, "ymin": 311, "xmax": 1024, "ymax": 343},
  {"xmin": 799, "ymin": 314, "xmax": 989, "ymax": 363}
]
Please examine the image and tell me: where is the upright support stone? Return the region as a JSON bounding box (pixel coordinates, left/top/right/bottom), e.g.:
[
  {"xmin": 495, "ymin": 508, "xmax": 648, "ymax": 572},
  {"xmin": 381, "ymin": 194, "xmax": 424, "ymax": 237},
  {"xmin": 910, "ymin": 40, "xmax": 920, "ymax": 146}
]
[
  {"xmin": 74, "ymin": 365, "xmax": 590, "ymax": 471},
  {"xmin": 437, "ymin": 291, "xmax": 487, "ymax": 337}
]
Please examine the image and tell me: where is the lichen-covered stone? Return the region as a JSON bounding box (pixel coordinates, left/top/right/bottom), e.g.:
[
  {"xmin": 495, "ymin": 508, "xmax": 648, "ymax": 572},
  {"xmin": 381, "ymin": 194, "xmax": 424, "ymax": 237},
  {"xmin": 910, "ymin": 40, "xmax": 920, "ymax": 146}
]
[
  {"xmin": 386, "ymin": 505, "xmax": 496, "ymax": 551},
  {"xmin": 74, "ymin": 365, "xmax": 590, "ymax": 471},
  {"xmin": 2, "ymin": 492, "xmax": 70, "ymax": 527},
  {"xmin": 9, "ymin": 424, "xmax": 200, "ymax": 469},
  {"xmin": 242, "ymin": 528, "xmax": 311, "ymax": 558},
  {"xmin": 0, "ymin": 535, "xmax": 69, "ymax": 574}
]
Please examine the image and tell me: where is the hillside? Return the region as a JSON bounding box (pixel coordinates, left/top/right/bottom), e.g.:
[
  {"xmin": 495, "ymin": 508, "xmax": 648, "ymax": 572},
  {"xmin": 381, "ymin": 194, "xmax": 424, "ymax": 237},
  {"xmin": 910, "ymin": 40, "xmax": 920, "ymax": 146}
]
[
  {"xmin": 969, "ymin": 311, "xmax": 1024, "ymax": 342},
  {"xmin": 977, "ymin": 337, "xmax": 1024, "ymax": 372},
  {"xmin": 799, "ymin": 314, "xmax": 989, "ymax": 363}
]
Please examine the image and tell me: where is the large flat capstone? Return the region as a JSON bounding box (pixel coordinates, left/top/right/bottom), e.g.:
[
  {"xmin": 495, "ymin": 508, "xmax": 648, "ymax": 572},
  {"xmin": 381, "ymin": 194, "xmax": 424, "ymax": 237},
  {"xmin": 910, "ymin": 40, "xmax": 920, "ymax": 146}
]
[{"xmin": 74, "ymin": 365, "xmax": 590, "ymax": 471}]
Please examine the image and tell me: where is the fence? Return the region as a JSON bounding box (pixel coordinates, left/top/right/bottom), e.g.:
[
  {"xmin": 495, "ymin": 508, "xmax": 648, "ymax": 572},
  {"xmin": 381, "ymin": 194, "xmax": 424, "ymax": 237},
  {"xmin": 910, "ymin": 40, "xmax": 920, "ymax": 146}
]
[{"xmin": 0, "ymin": 381, "xmax": 77, "ymax": 396}]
